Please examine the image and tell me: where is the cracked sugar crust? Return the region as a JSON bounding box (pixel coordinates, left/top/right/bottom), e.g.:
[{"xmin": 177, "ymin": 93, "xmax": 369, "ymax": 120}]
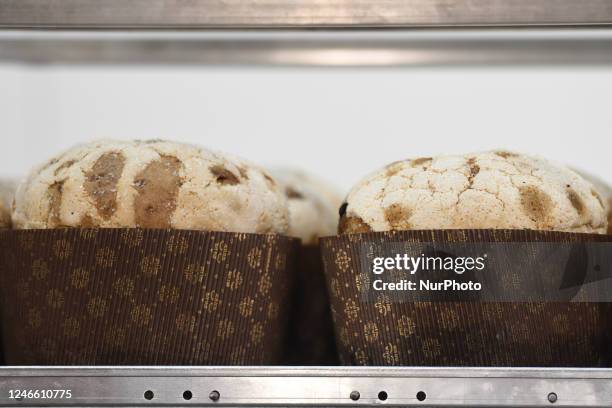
[
  {"xmin": 575, "ymin": 169, "xmax": 612, "ymax": 235},
  {"xmin": 270, "ymin": 168, "xmax": 341, "ymax": 244},
  {"xmin": 12, "ymin": 140, "xmax": 290, "ymax": 234},
  {"xmin": 339, "ymin": 151, "xmax": 608, "ymax": 234},
  {"xmin": 0, "ymin": 179, "xmax": 16, "ymax": 228}
]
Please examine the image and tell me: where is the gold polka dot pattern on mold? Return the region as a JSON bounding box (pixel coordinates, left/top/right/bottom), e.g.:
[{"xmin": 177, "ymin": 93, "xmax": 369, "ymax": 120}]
[
  {"xmin": 53, "ymin": 239, "xmax": 72, "ymax": 260},
  {"xmin": 258, "ymin": 274, "xmax": 272, "ymax": 295},
  {"xmin": 175, "ymin": 313, "xmax": 197, "ymax": 333},
  {"xmin": 247, "ymin": 247, "xmax": 263, "ymax": 269},
  {"xmin": 211, "ymin": 240, "xmax": 229, "ymax": 263},
  {"xmin": 31, "ymin": 259, "xmax": 49, "ymax": 280},
  {"xmin": 1, "ymin": 229, "xmax": 296, "ymax": 365},
  {"xmin": 139, "ymin": 255, "xmax": 161, "ymax": 276},
  {"xmin": 131, "ymin": 304, "xmax": 153, "ymax": 326},
  {"xmin": 166, "ymin": 235, "xmax": 188, "ymax": 254},
  {"xmin": 47, "ymin": 289, "xmax": 65, "ymax": 309},
  {"xmin": 344, "ymin": 300, "xmax": 359, "ymax": 320},
  {"xmin": 95, "ymin": 248, "xmax": 115, "ymax": 268},
  {"xmin": 383, "ymin": 343, "xmax": 400, "ymax": 365},
  {"xmin": 184, "ymin": 263, "xmax": 207, "ymax": 284},
  {"xmin": 250, "ymin": 322, "xmax": 264, "ymax": 344},
  {"xmin": 374, "ymin": 294, "xmax": 391, "ymax": 316},
  {"xmin": 226, "ymin": 270, "xmax": 243, "ymax": 290},
  {"xmin": 397, "ymin": 316, "xmax": 416, "ymax": 338},
  {"xmin": 364, "ymin": 322, "xmax": 379, "ymax": 343},
  {"xmin": 158, "ymin": 285, "xmax": 180, "ymax": 304},
  {"xmin": 319, "ymin": 230, "xmax": 607, "ymax": 366},
  {"xmin": 87, "ymin": 297, "xmax": 108, "ymax": 318},
  {"xmin": 239, "ymin": 297, "xmax": 254, "ymax": 317},
  {"xmin": 217, "ymin": 319, "xmax": 235, "ymax": 340},
  {"xmin": 70, "ymin": 267, "xmax": 90, "ymax": 289},
  {"xmin": 202, "ymin": 290, "xmax": 220, "ymax": 312},
  {"xmin": 334, "ymin": 249, "xmax": 350, "ymax": 272},
  {"xmin": 113, "ymin": 276, "xmax": 135, "ymax": 297}
]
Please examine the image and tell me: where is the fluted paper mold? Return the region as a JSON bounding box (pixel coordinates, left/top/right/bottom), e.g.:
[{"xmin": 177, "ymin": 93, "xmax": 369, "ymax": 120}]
[
  {"xmin": 321, "ymin": 229, "xmax": 611, "ymax": 366},
  {"xmin": 0, "ymin": 228, "xmax": 297, "ymax": 365}
]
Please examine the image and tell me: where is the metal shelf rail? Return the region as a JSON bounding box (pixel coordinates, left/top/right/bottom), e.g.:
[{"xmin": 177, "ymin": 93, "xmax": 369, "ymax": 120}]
[
  {"xmin": 1, "ymin": 0, "xmax": 612, "ymax": 28},
  {"xmin": 2, "ymin": 29, "xmax": 612, "ymax": 66},
  {"xmin": 0, "ymin": 367, "xmax": 612, "ymax": 407},
  {"xmin": 2, "ymin": 0, "xmax": 612, "ymax": 66}
]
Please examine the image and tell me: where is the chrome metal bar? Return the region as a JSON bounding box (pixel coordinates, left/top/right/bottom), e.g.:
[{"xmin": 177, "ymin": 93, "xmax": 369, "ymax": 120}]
[
  {"xmin": 1, "ymin": 29, "xmax": 612, "ymax": 66},
  {"xmin": 1, "ymin": 0, "xmax": 612, "ymax": 29},
  {"xmin": 0, "ymin": 367, "xmax": 611, "ymax": 407}
]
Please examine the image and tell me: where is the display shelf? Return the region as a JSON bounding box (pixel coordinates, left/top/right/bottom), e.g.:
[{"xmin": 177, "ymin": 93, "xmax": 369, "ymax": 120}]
[
  {"xmin": 2, "ymin": 29, "xmax": 612, "ymax": 66},
  {"xmin": 1, "ymin": 0, "xmax": 612, "ymax": 28},
  {"xmin": 1, "ymin": 0, "xmax": 612, "ymax": 66},
  {"xmin": 0, "ymin": 367, "xmax": 611, "ymax": 407}
]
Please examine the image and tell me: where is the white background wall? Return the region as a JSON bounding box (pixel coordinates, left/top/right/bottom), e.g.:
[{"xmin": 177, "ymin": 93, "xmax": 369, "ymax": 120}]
[{"xmin": 1, "ymin": 64, "xmax": 611, "ymax": 194}]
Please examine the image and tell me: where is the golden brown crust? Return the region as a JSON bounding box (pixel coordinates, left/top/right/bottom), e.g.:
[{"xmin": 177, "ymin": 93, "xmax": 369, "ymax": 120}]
[
  {"xmin": 342, "ymin": 151, "xmax": 607, "ymax": 234},
  {"xmin": 134, "ymin": 155, "xmax": 183, "ymax": 228},
  {"xmin": 84, "ymin": 152, "xmax": 125, "ymax": 220},
  {"xmin": 338, "ymin": 214, "xmax": 373, "ymax": 234},
  {"xmin": 13, "ymin": 140, "xmax": 290, "ymax": 233},
  {"xmin": 47, "ymin": 181, "xmax": 64, "ymax": 227},
  {"xmin": 384, "ymin": 203, "xmax": 412, "ymax": 230},
  {"xmin": 518, "ymin": 185, "xmax": 554, "ymax": 228}
]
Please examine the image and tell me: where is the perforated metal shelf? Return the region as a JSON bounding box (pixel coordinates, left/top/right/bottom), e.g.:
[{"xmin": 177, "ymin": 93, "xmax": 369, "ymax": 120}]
[{"xmin": 0, "ymin": 366, "xmax": 611, "ymax": 407}]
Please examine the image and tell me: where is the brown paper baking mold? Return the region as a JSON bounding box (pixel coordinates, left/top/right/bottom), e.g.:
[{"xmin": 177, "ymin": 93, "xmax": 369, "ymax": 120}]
[
  {"xmin": 0, "ymin": 229, "xmax": 6, "ymax": 365},
  {"xmin": 0, "ymin": 228, "xmax": 297, "ymax": 365},
  {"xmin": 284, "ymin": 244, "xmax": 338, "ymax": 365},
  {"xmin": 320, "ymin": 229, "xmax": 612, "ymax": 367}
]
